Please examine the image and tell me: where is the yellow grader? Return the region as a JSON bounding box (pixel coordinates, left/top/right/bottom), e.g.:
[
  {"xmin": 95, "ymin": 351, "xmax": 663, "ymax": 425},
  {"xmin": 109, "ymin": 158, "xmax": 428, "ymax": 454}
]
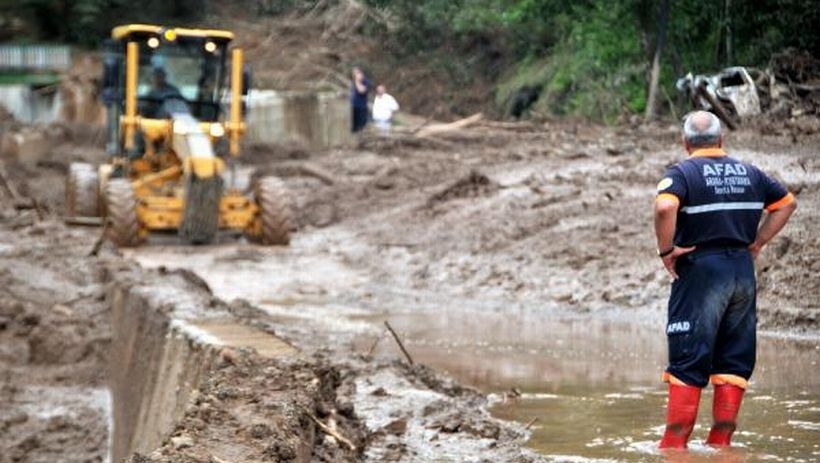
[{"xmin": 65, "ymin": 25, "xmax": 291, "ymax": 246}]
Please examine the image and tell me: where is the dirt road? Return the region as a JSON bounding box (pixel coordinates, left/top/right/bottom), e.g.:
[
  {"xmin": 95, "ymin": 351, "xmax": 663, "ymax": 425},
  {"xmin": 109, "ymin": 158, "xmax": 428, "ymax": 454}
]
[{"xmin": 241, "ymin": 120, "xmax": 819, "ymax": 334}]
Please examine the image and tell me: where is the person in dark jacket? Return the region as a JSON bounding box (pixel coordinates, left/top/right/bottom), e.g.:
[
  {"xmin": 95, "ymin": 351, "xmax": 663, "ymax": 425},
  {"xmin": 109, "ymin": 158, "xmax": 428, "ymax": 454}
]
[{"xmin": 350, "ymin": 67, "xmax": 371, "ymax": 133}]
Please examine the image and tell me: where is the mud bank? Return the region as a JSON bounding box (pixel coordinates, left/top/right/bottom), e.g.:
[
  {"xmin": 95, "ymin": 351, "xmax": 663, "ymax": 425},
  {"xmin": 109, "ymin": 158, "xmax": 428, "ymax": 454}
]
[
  {"xmin": 108, "ymin": 264, "xmax": 329, "ymax": 463},
  {"xmin": 108, "ymin": 262, "xmax": 542, "ymax": 463},
  {"xmin": 0, "ymin": 220, "xmax": 110, "ymax": 463}
]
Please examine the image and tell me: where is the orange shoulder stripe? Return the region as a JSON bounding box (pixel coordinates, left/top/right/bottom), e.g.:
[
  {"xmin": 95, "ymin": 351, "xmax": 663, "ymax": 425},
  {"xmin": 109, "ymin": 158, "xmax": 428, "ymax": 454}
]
[
  {"xmin": 655, "ymin": 193, "xmax": 680, "ymax": 205},
  {"xmin": 765, "ymin": 192, "xmax": 795, "ymax": 212}
]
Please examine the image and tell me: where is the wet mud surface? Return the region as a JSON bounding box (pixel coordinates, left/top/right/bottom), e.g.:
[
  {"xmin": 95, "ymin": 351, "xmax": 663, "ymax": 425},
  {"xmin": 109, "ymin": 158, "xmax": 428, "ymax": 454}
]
[
  {"xmin": 1, "ymin": 120, "xmax": 819, "ymax": 462},
  {"xmin": 126, "ymin": 121, "xmax": 819, "ymax": 461},
  {"xmin": 0, "ymin": 221, "xmax": 111, "ymax": 463}
]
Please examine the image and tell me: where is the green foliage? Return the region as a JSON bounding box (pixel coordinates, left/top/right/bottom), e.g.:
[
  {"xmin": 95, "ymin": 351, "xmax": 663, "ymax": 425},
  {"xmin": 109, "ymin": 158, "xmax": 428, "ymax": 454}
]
[
  {"xmin": 4, "ymin": 0, "xmax": 819, "ymax": 120},
  {"xmin": 366, "ymin": 0, "xmax": 820, "ymax": 121},
  {"xmin": 541, "ymin": 1, "xmax": 647, "ymax": 120},
  {"xmin": 2, "ymin": 0, "xmax": 207, "ymax": 46}
]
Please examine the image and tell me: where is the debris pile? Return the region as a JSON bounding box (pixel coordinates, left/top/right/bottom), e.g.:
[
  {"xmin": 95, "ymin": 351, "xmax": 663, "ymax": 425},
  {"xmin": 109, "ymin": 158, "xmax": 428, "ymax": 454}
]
[
  {"xmin": 677, "ymin": 49, "xmax": 820, "ymax": 131},
  {"xmin": 765, "ymin": 48, "xmax": 820, "ymax": 118}
]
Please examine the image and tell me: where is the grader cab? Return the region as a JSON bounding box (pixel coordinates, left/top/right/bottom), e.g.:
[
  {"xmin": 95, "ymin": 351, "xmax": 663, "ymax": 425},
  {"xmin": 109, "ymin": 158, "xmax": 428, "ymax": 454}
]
[{"xmin": 65, "ymin": 25, "xmax": 291, "ymax": 246}]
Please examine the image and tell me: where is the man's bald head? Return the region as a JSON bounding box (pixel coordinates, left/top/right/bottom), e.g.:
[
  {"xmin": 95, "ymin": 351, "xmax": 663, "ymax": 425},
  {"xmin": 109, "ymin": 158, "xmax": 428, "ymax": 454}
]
[{"xmin": 682, "ymin": 111, "xmax": 722, "ymax": 151}]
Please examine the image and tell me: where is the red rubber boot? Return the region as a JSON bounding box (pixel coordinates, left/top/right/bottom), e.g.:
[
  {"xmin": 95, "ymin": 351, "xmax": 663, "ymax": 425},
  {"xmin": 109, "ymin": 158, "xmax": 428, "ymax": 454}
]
[
  {"xmin": 659, "ymin": 384, "xmax": 702, "ymax": 449},
  {"xmin": 706, "ymin": 384, "xmax": 745, "ymax": 446}
]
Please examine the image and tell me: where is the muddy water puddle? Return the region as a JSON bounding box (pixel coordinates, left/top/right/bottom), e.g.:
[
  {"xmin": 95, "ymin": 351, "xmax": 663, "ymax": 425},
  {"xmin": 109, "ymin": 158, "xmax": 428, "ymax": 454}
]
[
  {"xmin": 127, "ymin": 243, "xmax": 820, "ymax": 462},
  {"xmin": 352, "ymin": 310, "xmax": 820, "ymax": 462}
]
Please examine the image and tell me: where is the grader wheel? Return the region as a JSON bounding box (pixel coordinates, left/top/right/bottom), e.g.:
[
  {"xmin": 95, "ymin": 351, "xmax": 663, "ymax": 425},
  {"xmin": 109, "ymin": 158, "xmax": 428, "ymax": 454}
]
[
  {"xmin": 252, "ymin": 177, "xmax": 292, "ymax": 245},
  {"xmin": 65, "ymin": 163, "xmax": 100, "ymax": 217},
  {"xmin": 104, "ymin": 179, "xmax": 143, "ymax": 247}
]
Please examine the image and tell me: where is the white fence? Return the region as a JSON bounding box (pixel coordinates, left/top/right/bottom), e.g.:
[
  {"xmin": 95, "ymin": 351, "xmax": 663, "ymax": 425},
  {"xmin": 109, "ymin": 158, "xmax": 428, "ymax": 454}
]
[{"xmin": 0, "ymin": 45, "xmax": 71, "ymax": 71}]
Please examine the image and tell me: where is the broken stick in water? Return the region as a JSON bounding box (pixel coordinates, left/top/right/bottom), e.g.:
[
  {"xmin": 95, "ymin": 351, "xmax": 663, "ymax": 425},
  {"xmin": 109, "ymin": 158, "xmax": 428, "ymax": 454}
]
[
  {"xmin": 384, "ymin": 320, "xmax": 414, "ymax": 365},
  {"xmin": 525, "ymin": 417, "xmax": 539, "ymax": 430},
  {"xmin": 300, "ymin": 407, "xmax": 357, "ymax": 451}
]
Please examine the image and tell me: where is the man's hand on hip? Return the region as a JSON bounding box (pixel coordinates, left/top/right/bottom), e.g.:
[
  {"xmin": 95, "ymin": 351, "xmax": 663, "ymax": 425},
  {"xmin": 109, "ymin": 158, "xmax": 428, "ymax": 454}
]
[
  {"xmin": 748, "ymin": 241, "xmax": 764, "ymax": 259},
  {"xmin": 662, "ymin": 246, "xmax": 696, "ymax": 280}
]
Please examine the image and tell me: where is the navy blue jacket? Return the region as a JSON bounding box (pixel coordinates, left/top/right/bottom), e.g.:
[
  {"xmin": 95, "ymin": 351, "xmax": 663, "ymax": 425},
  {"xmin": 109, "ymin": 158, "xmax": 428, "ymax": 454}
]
[{"xmin": 657, "ymin": 148, "xmax": 793, "ymax": 247}]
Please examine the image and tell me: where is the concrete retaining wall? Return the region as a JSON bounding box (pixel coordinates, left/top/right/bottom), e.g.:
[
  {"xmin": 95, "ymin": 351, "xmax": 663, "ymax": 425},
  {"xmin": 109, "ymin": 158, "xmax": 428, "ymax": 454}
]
[
  {"xmin": 109, "ymin": 282, "xmax": 217, "ymax": 462},
  {"xmin": 108, "ymin": 270, "xmax": 296, "ymax": 462},
  {"xmin": 247, "ymin": 90, "xmax": 352, "ymax": 149},
  {"xmin": 0, "ymin": 85, "xmax": 63, "ymax": 123}
]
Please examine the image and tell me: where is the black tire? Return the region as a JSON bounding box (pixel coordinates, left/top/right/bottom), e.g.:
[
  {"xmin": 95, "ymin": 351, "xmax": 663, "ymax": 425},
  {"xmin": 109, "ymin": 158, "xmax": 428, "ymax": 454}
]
[
  {"xmin": 253, "ymin": 177, "xmax": 292, "ymax": 245},
  {"xmin": 65, "ymin": 163, "xmax": 100, "ymax": 217},
  {"xmin": 105, "ymin": 179, "xmax": 142, "ymax": 247},
  {"xmin": 179, "ymin": 174, "xmax": 223, "ymax": 245}
]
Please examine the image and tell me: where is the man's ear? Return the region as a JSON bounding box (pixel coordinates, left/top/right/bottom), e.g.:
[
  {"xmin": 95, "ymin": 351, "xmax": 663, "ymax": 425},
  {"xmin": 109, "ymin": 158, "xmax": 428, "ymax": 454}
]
[
  {"xmin": 682, "ymin": 136, "xmax": 692, "ymax": 154},
  {"xmin": 717, "ymin": 135, "xmax": 723, "ymax": 148}
]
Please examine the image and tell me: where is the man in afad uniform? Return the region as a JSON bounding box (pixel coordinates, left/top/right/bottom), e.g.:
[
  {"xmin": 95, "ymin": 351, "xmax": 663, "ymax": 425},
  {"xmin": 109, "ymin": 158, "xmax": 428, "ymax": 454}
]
[{"xmin": 654, "ymin": 111, "xmax": 796, "ymax": 449}]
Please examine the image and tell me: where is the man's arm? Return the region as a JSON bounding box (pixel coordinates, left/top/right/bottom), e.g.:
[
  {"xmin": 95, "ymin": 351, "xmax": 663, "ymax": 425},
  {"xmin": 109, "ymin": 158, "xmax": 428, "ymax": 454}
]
[
  {"xmin": 655, "ymin": 195, "xmax": 695, "ymax": 279},
  {"xmin": 749, "ymin": 200, "xmax": 797, "ymax": 258},
  {"xmin": 655, "ymin": 195, "xmax": 678, "ymax": 252},
  {"xmin": 354, "ymin": 77, "xmax": 368, "ymax": 94}
]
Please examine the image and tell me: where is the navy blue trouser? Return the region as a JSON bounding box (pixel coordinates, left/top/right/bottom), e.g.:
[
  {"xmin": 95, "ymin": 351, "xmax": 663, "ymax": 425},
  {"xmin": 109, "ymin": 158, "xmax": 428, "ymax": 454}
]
[
  {"xmin": 352, "ymin": 106, "xmax": 369, "ymax": 132},
  {"xmin": 666, "ymin": 248, "xmax": 757, "ymax": 387}
]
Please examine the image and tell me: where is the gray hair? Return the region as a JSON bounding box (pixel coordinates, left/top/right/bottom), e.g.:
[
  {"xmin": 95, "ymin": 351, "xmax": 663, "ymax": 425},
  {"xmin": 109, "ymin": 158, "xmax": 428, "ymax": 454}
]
[{"xmin": 682, "ymin": 111, "xmax": 722, "ymax": 148}]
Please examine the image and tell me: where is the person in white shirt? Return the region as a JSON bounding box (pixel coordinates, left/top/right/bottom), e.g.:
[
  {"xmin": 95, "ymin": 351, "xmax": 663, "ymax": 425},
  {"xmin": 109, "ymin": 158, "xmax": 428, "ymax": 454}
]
[{"xmin": 372, "ymin": 84, "xmax": 400, "ymax": 132}]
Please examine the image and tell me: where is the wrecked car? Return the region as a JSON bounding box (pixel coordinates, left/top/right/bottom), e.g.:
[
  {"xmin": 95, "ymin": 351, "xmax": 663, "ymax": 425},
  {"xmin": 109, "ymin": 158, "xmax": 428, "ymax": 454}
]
[{"xmin": 676, "ymin": 67, "xmax": 762, "ymax": 129}]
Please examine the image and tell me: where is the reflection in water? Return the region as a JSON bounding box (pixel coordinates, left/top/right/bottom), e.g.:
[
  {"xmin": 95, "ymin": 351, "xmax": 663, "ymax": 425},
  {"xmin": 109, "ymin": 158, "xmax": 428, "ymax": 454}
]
[{"xmin": 353, "ymin": 310, "xmax": 820, "ymax": 462}]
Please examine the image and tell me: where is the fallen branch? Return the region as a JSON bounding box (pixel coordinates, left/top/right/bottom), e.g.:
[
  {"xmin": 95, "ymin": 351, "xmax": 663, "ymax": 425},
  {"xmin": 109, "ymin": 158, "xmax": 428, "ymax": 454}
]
[
  {"xmin": 31, "ymin": 199, "xmax": 45, "ymax": 221},
  {"xmin": 478, "ymin": 120, "xmax": 537, "ymax": 132},
  {"xmin": 264, "ymin": 162, "xmax": 340, "ymax": 185},
  {"xmin": 409, "ymin": 115, "xmax": 436, "ymax": 135},
  {"xmin": 524, "ymin": 417, "xmax": 539, "ymax": 430},
  {"xmin": 302, "ymin": 407, "xmax": 357, "ymax": 451},
  {"xmin": 384, "ymin": 320, "xmax": 414, "ymax": 365},
  {"xmin": 298, "ymin": 162, "xmax": 337, "ymax": 185},
  {"xmin": 415, "ymin": 113, "xmax": 484, "ymax": 138},
  {"xmin": 0, "ymin": 162, "xmax": 20, "ymax": 202},
  {"xmin": 304, "ymin": 0, "xmax": 330, "ymax": 18},
  {"xmin": 310, "ymin": 63, "xmax": 350, "ymax": 90},
  {"xmin": 366, "ymin": 333, "xmax": 381, "ymax": 356},
  {"xmin": 792, "ymin": 83, "xmax": 820, "ymax": 93},
  {"xmin": 88, "ymin": 221, "xmax": 110, "ymax": 257},
  {"xmin": 65, "ymin": 216, "xmax": 104, "ymax": 226}
]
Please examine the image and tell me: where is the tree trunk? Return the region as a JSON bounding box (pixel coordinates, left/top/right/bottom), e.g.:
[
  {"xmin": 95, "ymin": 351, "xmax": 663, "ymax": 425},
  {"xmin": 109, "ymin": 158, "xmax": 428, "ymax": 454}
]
[
  {"xmin": 725, "ymin": 0, "xmax": 733, "ymax": 64},
  {"xmin": 644, "ymin": 0, "xmax": 670, "ymax": 122}
]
